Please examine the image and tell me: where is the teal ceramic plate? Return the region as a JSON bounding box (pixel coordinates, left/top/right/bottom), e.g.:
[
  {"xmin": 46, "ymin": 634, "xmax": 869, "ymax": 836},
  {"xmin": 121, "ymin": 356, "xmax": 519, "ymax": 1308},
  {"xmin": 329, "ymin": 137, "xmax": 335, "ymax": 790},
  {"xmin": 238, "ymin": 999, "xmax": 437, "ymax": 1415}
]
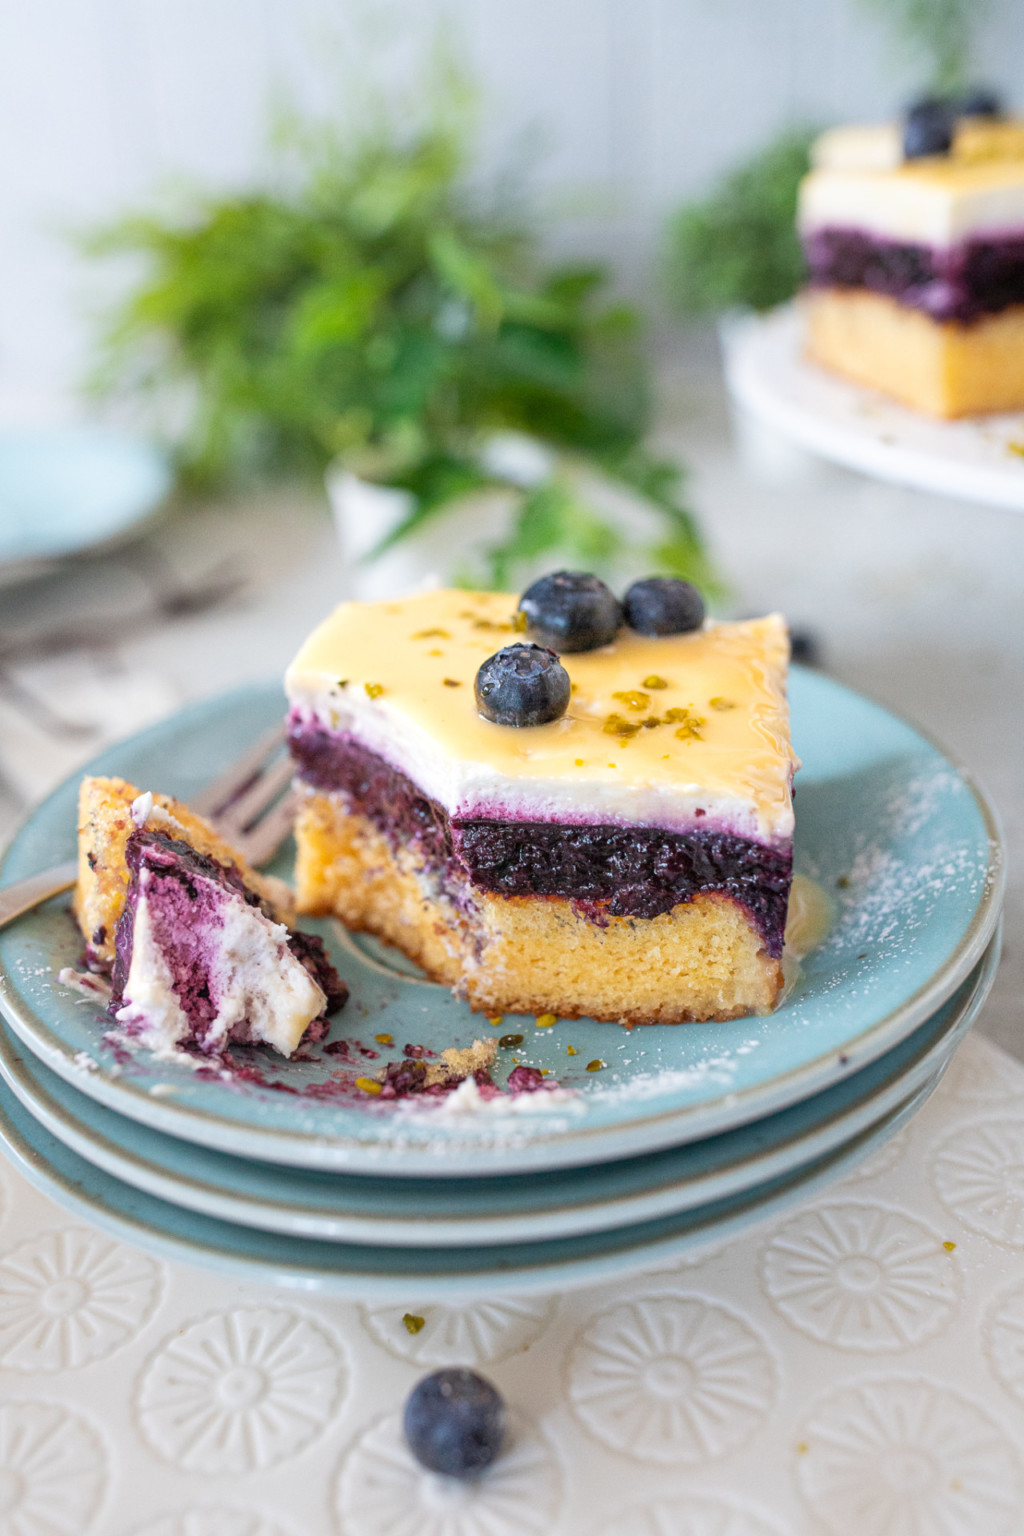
[
  {"xmin": 0, "ymin": 673, "xmax": 1003, "ymax": 1175},
  {"xmin": 0, "ymin": 427, "xmax": 171, "ymax": 570},
  {"xmin": 0, "ymin": 1064, "xmax": 942, "ymax": 1298},
  {"xmin": 0, "ymin": 937, "xmax": 997, "ymax": 1246}
]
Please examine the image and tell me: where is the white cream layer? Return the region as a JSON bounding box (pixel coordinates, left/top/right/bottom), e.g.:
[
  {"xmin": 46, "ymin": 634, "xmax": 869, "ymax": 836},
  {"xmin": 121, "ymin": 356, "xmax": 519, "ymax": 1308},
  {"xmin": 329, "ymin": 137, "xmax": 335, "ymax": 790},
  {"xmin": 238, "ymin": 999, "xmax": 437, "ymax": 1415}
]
[
  {"xmin": 286, "ymin": 590, "xmax": 797, "ymax": 844},
  {"xmin": 801, "ymin": 121, "xmax": 1024, "ymax": 246},
  {"xmin": 116, "ymin": 884, "xmax": 325, "ymax": 1059}
]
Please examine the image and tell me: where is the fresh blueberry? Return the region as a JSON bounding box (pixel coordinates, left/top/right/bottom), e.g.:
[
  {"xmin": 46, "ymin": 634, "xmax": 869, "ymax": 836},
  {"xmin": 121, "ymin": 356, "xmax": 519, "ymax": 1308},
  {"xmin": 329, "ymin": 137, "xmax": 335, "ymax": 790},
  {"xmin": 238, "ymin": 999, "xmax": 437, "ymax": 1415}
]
[
  {"xmin": 623, "ymin": 577, "xmax": 705, "ymax": 636},
  {"xmin": 957, "ymin": 85, "xmax": 1002, "ymax": 119},
  {"xmin": 788, "ymin": 625, "xmax": 823, "ymax": 668},
  {"xmin": 475, "ymin": 644, "xmax": 571, "ymax": 726},
  {"xmin": 403, "ymin": 1368, "xmax": 506, "ymax": 1478},
  {"xmin": 903, "ymin": 98, "xmax": 955, "ymax": 159},
  {"xmin": 518, "ymin": 571, "xmax": 622, "ymax": 653}
]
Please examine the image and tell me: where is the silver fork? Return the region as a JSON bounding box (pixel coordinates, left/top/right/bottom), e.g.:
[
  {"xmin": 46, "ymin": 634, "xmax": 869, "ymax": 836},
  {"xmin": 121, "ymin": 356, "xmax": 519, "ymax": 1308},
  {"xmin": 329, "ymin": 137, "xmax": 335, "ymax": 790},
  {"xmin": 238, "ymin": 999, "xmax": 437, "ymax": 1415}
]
[{"xmin": 0, "ymin": 722, "xmax": 296, "ymax": 930}]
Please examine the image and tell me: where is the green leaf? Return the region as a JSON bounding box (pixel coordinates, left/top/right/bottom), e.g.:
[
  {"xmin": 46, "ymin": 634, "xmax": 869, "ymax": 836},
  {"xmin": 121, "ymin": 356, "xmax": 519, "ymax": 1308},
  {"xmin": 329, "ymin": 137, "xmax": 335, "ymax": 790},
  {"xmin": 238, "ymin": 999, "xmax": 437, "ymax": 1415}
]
[
  {"xmin": 663, "ymin": 129, "xmax": 816, "ymax": 316},
  {"xmin": 82, "ymin": 76, "xmax": 719, "ymax": 595}
]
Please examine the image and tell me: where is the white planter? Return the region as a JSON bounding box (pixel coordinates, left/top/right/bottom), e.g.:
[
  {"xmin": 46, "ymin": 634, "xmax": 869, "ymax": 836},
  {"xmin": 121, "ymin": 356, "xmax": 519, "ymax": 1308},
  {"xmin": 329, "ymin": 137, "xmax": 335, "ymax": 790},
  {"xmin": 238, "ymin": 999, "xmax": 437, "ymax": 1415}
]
[{"xmin": 325, "ymin": 462, "xmax": 517, "ymax": 600}]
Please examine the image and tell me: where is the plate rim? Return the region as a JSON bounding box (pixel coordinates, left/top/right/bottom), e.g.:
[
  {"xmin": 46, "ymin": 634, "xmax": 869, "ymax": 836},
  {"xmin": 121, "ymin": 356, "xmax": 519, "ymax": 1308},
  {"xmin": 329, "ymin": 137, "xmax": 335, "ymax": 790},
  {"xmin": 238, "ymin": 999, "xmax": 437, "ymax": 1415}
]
[
  {"xmin": 0, "ymin": 675, "xmax": 1006, "ymax": 1174},
  {"xmin": 0, "ymin": 1068, "xmax": 942, "ymax": 1299},
  {"xmin": 0, "ymin": 934, "xmax": 997, "ymax": 1246}
]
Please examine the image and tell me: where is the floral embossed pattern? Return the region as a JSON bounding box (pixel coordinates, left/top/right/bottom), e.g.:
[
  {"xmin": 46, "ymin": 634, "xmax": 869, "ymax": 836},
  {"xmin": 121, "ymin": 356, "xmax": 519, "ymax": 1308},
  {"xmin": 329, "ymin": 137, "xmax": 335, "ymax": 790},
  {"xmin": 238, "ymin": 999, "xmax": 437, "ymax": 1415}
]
[
  {"xmin": 984, "ymin": 1282, "xmax": 1024, "ymax": 1407},
  {"xmin": 0, "ymin": 1401, "xmax": 106, "ymax": 1536},
  {"xmin": 841, "ymin": 1129, "xmax": 908, "ymax": 1184},
  {"xmin": 941, "ymin": 1037, "xmax": 1024, "ymax": 1104},
  {"xmin": 136, "ymin": 1308, "xmax": 345, "ymax": 1473},
  {"xmin": 567, "ymin": 1294, "xmax": 776, "ymax": 1463},
  {"xmin": 932, "ymin": 1121, "xmax": 1024, "ymax": 1246},
  {"xmin": 796, "ymin": 1377, "xmax": 1023, "ymax": 1535},
  {"xmin": 335, "ymin": 1411, "xmax": 562, "ymax": 1536},
  {"xmin": 362, "ymin": 1298, "xmax": 552, "ymax": 1366},
  {"xmin": 0, "ymin": 1228, "xmax": 162, "ymax": 1371},
  {"xmin": 131, "ymin": 1511, "xmax": 295, "ymax": 1536},
  {"xmin": 596, "ymin": 1493, "xmax": 786, "ymax": 1535},
  {"xmin": 760, "ymin": 1203, "xmax": 959, "ymax": 1350}
]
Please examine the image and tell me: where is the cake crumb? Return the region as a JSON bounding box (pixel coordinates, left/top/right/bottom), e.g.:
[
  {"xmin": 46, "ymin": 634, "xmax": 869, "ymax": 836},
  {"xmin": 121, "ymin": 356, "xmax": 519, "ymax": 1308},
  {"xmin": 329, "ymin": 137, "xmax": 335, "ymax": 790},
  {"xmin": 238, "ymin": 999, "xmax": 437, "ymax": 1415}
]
[{"xmin": 433, "ymin": 1037, "xmax": 497, "ymax": 1084}]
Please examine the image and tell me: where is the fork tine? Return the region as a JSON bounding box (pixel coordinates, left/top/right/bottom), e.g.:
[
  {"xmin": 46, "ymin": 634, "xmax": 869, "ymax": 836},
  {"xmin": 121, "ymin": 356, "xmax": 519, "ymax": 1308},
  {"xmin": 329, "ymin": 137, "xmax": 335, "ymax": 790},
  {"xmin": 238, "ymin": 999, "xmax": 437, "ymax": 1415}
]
[
  {"xmin": 234, "ymin": 790, "xmax": 298, "ymax": 866},
  {"xmin": 191, "ymin": 723, "xmax": 287, "ymax": 819},
  {"xmin": 213, "ymin": 753, "xmax": 295, "ymax": 839}
]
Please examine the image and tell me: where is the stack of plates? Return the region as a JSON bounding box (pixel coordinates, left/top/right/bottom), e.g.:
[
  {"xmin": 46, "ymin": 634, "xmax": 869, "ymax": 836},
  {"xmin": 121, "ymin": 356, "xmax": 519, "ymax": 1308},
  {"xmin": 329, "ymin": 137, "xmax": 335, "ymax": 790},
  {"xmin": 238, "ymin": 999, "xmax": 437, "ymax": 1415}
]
[{"xmin": 0, "ymin": 671, "xmax": 1004, "ymax": 1298}]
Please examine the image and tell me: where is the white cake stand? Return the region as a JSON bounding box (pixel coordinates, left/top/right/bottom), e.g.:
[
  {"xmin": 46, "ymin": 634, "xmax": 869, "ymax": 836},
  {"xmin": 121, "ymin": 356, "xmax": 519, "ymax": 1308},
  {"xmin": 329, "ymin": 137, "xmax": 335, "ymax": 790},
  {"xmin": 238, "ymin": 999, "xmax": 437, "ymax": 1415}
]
[{"xmin": 721, "ymin": 304, "xmax": 1024, "ymax": 512}]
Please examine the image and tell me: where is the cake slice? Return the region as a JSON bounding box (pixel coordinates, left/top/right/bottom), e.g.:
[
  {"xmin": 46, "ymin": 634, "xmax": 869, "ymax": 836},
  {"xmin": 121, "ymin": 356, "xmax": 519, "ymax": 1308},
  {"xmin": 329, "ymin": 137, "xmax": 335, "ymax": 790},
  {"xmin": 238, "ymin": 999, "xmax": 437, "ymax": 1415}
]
[
  {"xmin": 73, "ymin": 776, "xmax": 347, "ymax": 1059},
  {"xmin": 285, "ymin": 582, "xmax": 798, "ymax": 1025},
  {"xmin": 799, "ymin": 114, "xmax": 1024, "ymax": 416}
]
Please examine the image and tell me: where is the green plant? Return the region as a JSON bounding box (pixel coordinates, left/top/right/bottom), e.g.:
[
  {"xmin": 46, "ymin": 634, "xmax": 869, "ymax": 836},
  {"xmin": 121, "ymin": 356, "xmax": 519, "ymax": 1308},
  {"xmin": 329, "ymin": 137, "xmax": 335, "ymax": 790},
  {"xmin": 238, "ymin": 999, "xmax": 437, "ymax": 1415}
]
[
  {"xmin": 663, "ymin": 128, "xmax": 817, "ymax": 318},
  {"xmin": 86, "ymin": 106, "xmax": 714, "ymax": 593},
  {"xmin": 855, "ymin": 0, "xmax": 993, "ymax": 95}
]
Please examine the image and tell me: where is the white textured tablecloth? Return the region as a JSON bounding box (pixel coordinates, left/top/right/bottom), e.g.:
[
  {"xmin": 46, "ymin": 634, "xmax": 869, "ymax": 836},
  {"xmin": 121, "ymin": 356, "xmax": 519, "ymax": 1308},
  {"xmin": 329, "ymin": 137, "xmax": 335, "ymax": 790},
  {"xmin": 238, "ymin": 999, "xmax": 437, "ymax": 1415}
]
[{"xmin": 1, "ymin": 1029, "xmax": 1024, "ymax": 1536}]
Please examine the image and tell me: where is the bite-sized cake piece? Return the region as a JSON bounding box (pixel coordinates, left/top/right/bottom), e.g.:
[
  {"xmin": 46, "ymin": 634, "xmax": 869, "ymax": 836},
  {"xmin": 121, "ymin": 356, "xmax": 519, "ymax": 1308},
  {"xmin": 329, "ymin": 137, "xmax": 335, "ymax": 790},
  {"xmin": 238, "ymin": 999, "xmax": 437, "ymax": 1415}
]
[
  {"xmin": 286, "ymin": 582, "xmax": 798, "ymax": 1025},
  {"xmin": 799, "ymin": 111, "xmax": 1024, "ymax": 416},
  {"xmin": 74, "ymin": 776, "xmax": 346, "ymax": 1060}
]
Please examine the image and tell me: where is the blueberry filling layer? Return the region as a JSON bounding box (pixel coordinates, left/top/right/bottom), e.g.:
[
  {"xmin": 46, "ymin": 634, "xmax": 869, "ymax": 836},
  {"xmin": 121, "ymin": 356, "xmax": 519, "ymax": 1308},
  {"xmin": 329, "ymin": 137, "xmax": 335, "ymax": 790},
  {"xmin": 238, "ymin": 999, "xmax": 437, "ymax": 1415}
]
[
  {"xmin": 802, "ymin": 226, "xmax": 1024, "ymax": 322},
  {"xmin": 289, "ymin": 720, "xmax": 792, "ymax": 957},
  {"xmin": 110, "ymin": 829, "xmax": 347, "ymax": 1047}
]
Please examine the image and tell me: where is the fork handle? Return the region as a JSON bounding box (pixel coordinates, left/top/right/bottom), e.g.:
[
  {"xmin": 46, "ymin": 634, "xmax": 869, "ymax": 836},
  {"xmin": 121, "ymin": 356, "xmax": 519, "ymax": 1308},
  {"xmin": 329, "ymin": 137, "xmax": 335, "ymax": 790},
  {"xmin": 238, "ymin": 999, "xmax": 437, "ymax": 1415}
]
[{"xmin": 0, "ymin": 860, "xmax": 79, "ymax": 929}]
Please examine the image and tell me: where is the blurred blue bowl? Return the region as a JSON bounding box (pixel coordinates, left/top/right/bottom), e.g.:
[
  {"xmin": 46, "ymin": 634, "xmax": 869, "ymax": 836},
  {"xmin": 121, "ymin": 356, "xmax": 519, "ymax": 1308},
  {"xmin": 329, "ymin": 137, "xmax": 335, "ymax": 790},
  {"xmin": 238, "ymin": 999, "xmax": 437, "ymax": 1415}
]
[{"xmin": 0, "ymin": 427, "xmax": 172, "ymax": 570}]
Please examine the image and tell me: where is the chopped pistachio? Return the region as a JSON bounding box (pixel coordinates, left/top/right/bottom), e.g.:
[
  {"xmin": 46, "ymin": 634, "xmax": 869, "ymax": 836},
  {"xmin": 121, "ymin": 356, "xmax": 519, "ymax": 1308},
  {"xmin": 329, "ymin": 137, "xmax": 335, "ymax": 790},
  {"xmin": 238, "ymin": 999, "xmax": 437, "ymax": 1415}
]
[
  {"xmin": 442, "ymin": 678, "xmax": 461, "ymax": 688},
  {"xmin": 642, "ymin": 716, "xmax": 661, "ymax": 729},
  {"xmin": 603, "ymin": 713, "xmax": 641, "ymax": 737},
  {"xmin": 709, "ymin": 696, "xmax": 736, "ymax": 711},
  {"xmin": 585, "ymin": 1058, "xmax": 605, "ymax": 1072},
  {"xmin": 612, "ymin": 689, "xmax": 650, "ymax": 712},
  {"xmin": 364, "ymin": 682, "xmax": 384, "ymax": 699},
  {"xmin": 675, "ymin": 722, "xmax": 704, "ymax": 741},
  {"xmin": 566, "ymin": 1044, "xmax": 578, "ymax": 1056},
  {"xmin": 355, "ymin": 1076, "xmax": 382, "ymax": 1095},
  {"xmin": 664, "ymin": 707, "xmax": 689, "ymax": 723},
  {"xmin": 943, "ymin": 1240, "xmax": 957, "ymax": 1252},
  {"xmin": 574, "ymin": 758, "xmax": 585, "ymax": 767},
  {"xmin": 374, "ymin": 1033, "xmax": 394, "ymax": 1046},
  {"xmin": 499, "ymin": 1033, "xmax": 525, "ymax": 1048},
  {"xmin": 487, "ymin": 1014, "xmax": 503, "ymax": 1027},
  {"xmin": 535, "ymin": 1013, "xmax": 557, "ymax": 1029},
  {"xmin": 412, "ymin": 627, "xmax": 450, "ymax": 639},
  {"xmin": 336, "ymin": 678, "xmax": 349, "ymax": 689},
  {"xmin": 403, "ymin": 1313, "xmax": 426, "ymax": 1334},
  {"xmin": 643, "ymin": 674, "xmax": 668, "ymax": 689}
]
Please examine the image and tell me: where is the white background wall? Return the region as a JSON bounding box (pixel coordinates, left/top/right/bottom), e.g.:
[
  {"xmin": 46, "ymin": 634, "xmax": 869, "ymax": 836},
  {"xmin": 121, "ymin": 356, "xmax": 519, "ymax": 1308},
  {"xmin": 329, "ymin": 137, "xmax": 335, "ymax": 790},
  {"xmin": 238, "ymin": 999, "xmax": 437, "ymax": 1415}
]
[{"xmin": 1, "ymin": 0, "xmax": 1023, "ymax": 407}]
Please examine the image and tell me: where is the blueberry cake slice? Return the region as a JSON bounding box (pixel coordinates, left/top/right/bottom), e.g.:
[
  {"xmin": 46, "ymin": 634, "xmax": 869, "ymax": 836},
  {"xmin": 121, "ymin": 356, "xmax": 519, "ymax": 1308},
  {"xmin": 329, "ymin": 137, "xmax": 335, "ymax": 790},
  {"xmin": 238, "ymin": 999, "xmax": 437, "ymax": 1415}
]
[
  {"xmin": 74, "ymin": 776, "xmax": 346, "ymax": 1059},
  {"xmin": 286, "ymin": 575, "xmax": 798, "ymax": 1025},
  {"xmin": 799, "ymin": 105, "xmax": 1024, "ymax": 416}
]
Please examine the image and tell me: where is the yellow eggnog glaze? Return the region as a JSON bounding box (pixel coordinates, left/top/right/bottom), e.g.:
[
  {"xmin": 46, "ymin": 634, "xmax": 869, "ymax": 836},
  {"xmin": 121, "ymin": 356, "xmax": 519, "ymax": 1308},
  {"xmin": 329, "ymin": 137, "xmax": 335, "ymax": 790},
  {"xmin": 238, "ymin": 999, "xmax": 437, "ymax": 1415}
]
[{"xmin": 287, "ymin": 590, "xmax": 798, "ymax": 841}]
